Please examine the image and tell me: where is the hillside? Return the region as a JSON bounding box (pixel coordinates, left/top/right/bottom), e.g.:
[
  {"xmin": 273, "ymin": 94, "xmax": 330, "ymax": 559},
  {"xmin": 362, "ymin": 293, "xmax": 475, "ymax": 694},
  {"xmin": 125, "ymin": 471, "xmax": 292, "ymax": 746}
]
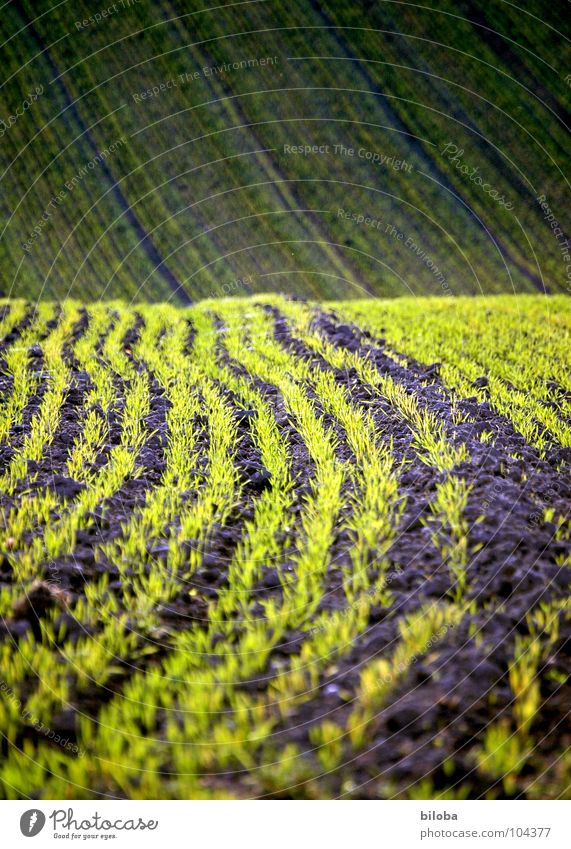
[
  {"xmin": 1, "ymin": 0, "xmax": 570, "ymax": 302},
  {"xmin": 0, "ymin": 294, "xmax": 569, "ymax": 799}
]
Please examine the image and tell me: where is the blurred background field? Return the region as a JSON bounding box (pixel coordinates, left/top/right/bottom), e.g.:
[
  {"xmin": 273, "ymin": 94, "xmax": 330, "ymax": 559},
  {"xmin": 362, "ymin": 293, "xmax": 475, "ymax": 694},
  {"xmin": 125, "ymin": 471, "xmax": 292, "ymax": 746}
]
[{"xmin": 1, "ymin": 0, "xmax": 569, "ymax": 302}]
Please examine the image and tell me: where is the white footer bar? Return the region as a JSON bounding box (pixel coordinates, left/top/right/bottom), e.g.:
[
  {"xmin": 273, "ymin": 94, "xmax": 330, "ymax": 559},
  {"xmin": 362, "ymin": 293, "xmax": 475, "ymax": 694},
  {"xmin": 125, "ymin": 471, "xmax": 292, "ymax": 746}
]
[{"xmin": 3, "ymin": 800, "xmax": 569, "ymax": 848}]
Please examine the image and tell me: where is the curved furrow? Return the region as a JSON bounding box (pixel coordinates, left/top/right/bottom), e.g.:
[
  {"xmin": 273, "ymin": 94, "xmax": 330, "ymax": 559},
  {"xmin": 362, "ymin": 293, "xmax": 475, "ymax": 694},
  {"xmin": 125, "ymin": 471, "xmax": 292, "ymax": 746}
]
[
  {"xmin": 88, "ymin": 306, "xmax": 207, "ymax": 634},
  {"xmin": 0, "ymin": 314, "xmax": 253, "ymax": 794},
  {"xmin": 130, "ymin": 307, "xmax": 404, "ymax": 785},
  {"xmin": 2, "ymin": 304, "xmax": 155, "ymax": 739},
  {"xmin": 0, "ymin": 308, "xmax": 247, "ymax": 752},
  {"xmin": 4, "ymin": 310, "xmax": 298, "ymax": 796},
  {"xmin": 266, "ymin": 302, "xmax": 472, "ymax": 601},
  {"xmin": 0, "ymin": 296, "xmax": 568, "ymax": 803},
  {"xmin": 0, "ymin": 303, "xmax": 83, "ymax": 495},
  {"xmin": 9, "ymin": 308, "xmax": 92, "ymax": 488},
  {"xmin": 153, "ymin": 306, "xmax": 410, "ymax": 794},
  {"xmin": 338, "ymin": 298, "xmax": 571, "ymax": 454},
  {"xmin": 258, "ymin": 301, "xmax": 570, "ymax": 797},
  {"xmin": 261, "ymin": 312, "xmax": 567, "ymax": 648},
  {"xmin": 0, "ymin": 302, "xmax": 59, "ymax": 450},
  {"xmin": 205, "ymin": 308, "xmax": 312, "ymax": 631},
  {"xmin": 19, "ymin": 304, "xmax": 342, "ymax": 797},
  {"xmin": 0, "ymin": 309, "xmax": 173, "ymax": 761},
  {"xmin": 0, "ymin": 307, "xmax": 114, "ymax": 618},
  {"xmin": 268, "ymin": 303, "xmax": 468, "ymax": 469},
  {"xmin": 0, "ymin": 307, "xmax": 130, "ymax": 583},
  {"xmin": 274, "ymin": 302, "xmax": 570, "ymax": 575},
  {"xmin": 1, "ymin": 303, "xmax": 454, "ymax": 798},
  {"xmin": 0, "ymin": 301, "xmax": 30, "ymax": 351}
]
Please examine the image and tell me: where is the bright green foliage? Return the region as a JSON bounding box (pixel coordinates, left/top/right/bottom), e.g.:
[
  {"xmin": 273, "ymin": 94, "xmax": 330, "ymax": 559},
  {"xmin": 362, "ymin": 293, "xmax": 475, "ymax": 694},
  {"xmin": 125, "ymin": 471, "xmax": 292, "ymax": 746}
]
[
  {"xmin": 340, "ymin": 295, "xmax": 571, "ymax": 453},
  {"xmin": 0, "ymin": 293, "xmax": 568, "ymax": 800}
]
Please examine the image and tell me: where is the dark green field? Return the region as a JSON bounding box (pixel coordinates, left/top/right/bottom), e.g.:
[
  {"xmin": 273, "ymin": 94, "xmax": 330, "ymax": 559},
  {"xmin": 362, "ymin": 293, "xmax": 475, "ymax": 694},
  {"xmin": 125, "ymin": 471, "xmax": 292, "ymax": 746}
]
[{"xmin": 1, "ymin": 0, "xmax": 570, "ymax": 301}]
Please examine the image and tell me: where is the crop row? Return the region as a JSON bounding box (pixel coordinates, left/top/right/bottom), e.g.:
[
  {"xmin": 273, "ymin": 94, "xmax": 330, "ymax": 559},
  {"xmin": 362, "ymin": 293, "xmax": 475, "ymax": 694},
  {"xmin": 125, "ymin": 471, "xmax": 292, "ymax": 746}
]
[{"xmin": 0, "ymin": 294, "xmax": 569, "ymax": 799}]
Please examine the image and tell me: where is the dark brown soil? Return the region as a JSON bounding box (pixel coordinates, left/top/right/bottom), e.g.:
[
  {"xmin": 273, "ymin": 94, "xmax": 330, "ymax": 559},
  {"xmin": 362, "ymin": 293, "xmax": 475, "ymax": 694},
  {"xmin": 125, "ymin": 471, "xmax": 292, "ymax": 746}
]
[{"xmin": 0, "ymin": 304, "xmax": 569, "ymax": 799}]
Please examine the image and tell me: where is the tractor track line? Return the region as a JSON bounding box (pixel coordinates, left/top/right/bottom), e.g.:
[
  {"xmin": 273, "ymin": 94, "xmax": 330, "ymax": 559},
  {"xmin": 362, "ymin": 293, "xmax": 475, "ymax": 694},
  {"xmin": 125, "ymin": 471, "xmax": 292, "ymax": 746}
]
[
  {"xmin": 11, "ymin": 1, "xmax": 192, "ymax": 306},
  {"xmin": 305, "ymin": 0, "xmax": 548, "ymax": 294}
]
